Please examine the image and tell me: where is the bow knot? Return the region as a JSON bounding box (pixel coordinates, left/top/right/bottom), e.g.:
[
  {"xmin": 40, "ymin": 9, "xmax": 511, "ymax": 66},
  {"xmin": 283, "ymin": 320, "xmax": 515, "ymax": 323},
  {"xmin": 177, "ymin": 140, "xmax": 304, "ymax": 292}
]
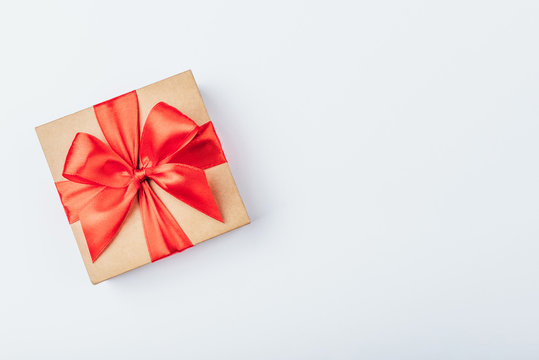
[
  {"xmin": 55, "ymin": 91, "xmax": 227, "ymax": 263},
  {"xmin": 133, "ymin": 168, "xmax": 148, "ymax": 183}
]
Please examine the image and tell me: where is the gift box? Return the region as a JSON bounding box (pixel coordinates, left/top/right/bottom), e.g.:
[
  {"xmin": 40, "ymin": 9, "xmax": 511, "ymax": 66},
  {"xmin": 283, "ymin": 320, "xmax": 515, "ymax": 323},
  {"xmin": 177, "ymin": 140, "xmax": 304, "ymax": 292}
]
[{"xmin": 36, "ymin": 70, "xmax": 250, "ymax": 284}]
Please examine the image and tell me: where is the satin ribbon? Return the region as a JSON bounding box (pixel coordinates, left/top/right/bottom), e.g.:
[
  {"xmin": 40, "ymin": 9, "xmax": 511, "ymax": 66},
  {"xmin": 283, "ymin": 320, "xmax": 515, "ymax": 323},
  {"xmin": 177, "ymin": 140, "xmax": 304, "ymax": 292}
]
[{"xmin": 55, "ymin": 91, "xmax": 227, "ymax": 262}]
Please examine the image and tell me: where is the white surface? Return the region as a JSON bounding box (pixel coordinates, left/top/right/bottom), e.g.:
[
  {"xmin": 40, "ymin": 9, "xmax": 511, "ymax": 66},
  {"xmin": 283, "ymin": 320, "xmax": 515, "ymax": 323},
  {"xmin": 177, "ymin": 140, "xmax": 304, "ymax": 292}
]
[{"xmin": 1, "ymin": 0, "xmax": 538, "ymax": 358}]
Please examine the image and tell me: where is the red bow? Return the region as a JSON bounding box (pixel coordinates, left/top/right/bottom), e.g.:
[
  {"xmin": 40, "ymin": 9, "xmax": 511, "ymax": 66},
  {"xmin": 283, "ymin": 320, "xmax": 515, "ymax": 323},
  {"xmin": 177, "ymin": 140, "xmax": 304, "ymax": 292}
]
[{"xmin": 55, "ymin": 91, "xmax": 227, "ymax": 262}]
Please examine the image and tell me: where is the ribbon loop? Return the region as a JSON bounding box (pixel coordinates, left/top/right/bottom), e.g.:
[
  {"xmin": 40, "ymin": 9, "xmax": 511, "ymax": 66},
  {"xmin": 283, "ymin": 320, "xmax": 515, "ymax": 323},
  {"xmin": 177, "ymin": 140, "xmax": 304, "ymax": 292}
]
[
  {"xmin": 63, "ymin": 133, "xmax": 133, "ymax": 188},
  {"xmin": 140, "ymin": 102, "xmax": 199, "ymax": 167}
]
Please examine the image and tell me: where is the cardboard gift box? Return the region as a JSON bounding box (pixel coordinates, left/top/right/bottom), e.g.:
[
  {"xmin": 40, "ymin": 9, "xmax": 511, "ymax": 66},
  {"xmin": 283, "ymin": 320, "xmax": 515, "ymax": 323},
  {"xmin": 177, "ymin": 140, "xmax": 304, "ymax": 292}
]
[{"xmin": 36, "ymin": 70, "xmax": 250, "ymax": 284}]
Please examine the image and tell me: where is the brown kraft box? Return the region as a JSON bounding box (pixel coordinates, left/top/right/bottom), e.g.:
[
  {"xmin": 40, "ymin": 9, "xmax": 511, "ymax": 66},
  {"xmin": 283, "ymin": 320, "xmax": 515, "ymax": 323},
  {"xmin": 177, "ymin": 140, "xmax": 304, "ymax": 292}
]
[{"xmin": 36, "ymin": 70, "xmax": 250, "ymax": 284}]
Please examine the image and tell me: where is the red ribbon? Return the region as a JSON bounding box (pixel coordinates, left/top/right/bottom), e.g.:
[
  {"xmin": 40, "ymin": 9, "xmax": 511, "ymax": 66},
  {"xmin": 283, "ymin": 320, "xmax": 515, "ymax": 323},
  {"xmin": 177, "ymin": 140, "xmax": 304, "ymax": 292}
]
[{"xmin": 55, "ymin": 91, "xmax": 227, "ymax": 262}]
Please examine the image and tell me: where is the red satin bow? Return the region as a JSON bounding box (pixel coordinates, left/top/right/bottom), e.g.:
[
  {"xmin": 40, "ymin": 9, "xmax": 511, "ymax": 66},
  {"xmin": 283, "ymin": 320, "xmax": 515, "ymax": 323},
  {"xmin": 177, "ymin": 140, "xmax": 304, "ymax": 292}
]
[{"xmin": 55, "ymin": 91, "xmax": 227, "ymax": 262}]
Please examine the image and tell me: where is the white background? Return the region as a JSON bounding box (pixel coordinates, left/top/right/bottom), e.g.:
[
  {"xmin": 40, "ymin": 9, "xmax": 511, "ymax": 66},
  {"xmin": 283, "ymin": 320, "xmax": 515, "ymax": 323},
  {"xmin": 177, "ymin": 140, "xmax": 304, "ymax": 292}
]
[{"xmin": 1, "ymin": 0, "xmax": 538, "ymax": 358}]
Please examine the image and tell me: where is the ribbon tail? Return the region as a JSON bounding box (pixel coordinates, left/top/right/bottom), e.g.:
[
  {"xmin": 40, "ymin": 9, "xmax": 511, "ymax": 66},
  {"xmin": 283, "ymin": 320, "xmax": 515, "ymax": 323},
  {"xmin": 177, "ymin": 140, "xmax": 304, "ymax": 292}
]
[
  {"xmin": 78, "ymin": 183, "xmax": 139, "ymax": 262},
  {"xmin": 139, "ymin": 181, "xmax": 193, "ymax": 262},
  {"xmin": 147, "ymin": 163, "xmax": 224, "ymax": 223}
]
